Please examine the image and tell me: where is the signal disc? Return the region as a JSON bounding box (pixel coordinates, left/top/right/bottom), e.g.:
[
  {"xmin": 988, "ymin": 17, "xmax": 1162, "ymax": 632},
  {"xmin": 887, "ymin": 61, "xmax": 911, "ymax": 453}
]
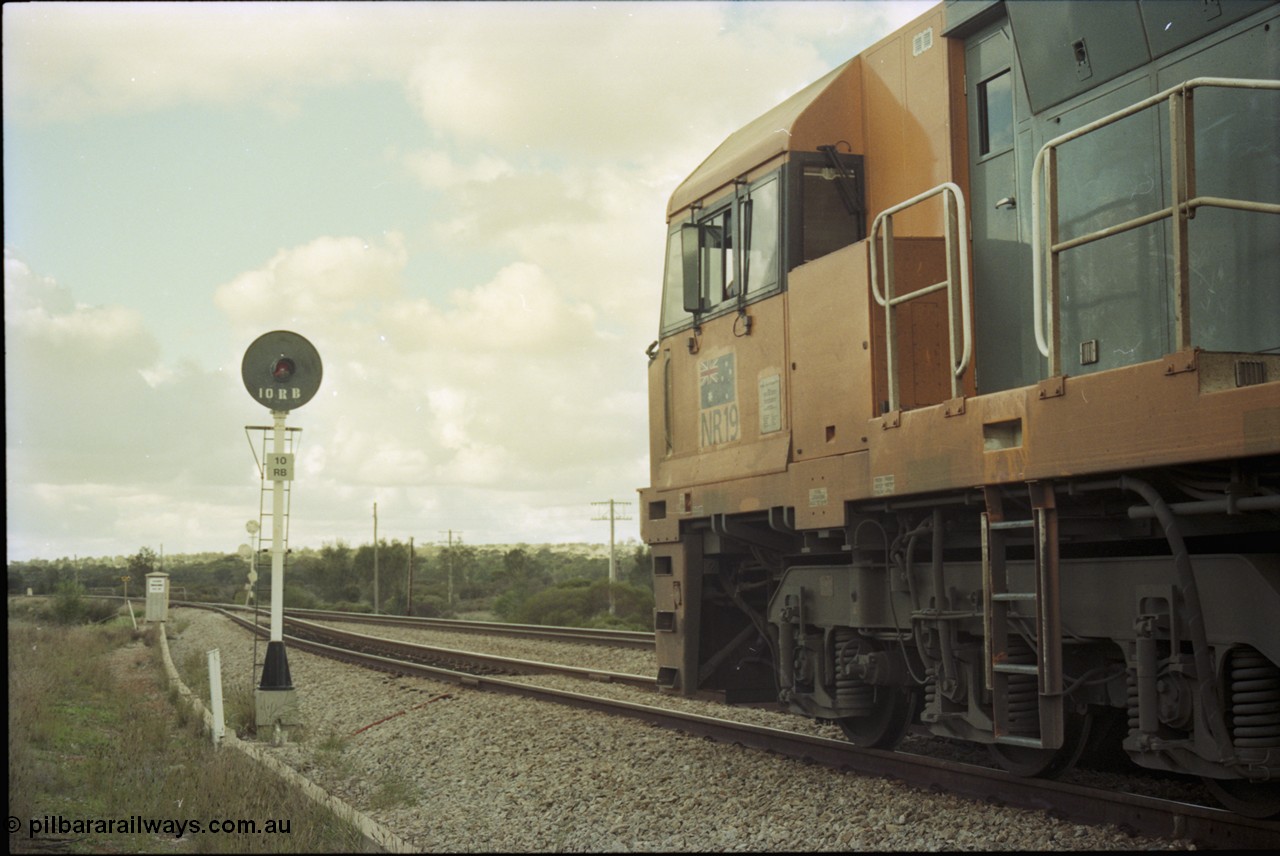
[{"xmin": 241, "ymin": 330, "xmax": 323, "ymax": 410}]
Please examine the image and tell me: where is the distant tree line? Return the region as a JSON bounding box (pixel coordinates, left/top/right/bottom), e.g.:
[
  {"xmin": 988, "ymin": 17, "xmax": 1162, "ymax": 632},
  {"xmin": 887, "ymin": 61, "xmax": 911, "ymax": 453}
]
[
  {"xmin": 8, "ymin": 542, "xmax": 655, "ymax": 631},
  {"xmin": 6, "ymin": 547, "xmax": 166, "ymax": 599}
]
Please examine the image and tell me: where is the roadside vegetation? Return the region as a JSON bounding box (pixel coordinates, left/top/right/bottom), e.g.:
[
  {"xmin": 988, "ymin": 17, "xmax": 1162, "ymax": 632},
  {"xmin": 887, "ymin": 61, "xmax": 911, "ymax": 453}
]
[
  {"xmin": 7, "ymin": 607, "xmax": 371, "ymax": 854},
  {"xmin": 9, "ymin": 541, "xmax": 656, "ymax": 631}
]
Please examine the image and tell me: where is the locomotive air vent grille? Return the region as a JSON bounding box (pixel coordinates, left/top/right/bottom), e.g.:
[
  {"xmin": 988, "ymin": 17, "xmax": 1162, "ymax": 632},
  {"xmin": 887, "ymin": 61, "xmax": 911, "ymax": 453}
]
[
  {"xmin": 912, "ymin": 27, "xmax": 933, "ymax": 57},
  {"xmin": 1235, "ymin": 359, "xmax": 1266, "ymax": 387},
  {"xmin": 1080, "ymin": 339, "xmax": 1099, "ymax": 366}
]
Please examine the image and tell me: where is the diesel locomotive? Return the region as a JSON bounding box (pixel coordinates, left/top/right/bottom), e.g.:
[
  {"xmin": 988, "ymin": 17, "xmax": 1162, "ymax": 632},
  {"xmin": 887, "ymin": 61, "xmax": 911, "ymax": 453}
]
[{"xmin": 640, "ymin": 0, "xmax": 1280, "ymax": 816}]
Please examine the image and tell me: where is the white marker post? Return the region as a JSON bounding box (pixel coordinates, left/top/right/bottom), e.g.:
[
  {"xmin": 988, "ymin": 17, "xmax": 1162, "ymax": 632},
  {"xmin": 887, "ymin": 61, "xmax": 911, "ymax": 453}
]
[{"xmin": 208, "ymin": 648, "xmax": 226, "ymax": 746}]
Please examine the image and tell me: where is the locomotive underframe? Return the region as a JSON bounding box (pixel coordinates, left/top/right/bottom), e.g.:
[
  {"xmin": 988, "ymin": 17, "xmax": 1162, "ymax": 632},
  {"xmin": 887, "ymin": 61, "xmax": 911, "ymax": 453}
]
[
  {"xmin": 648, "ymin": 476, "xmax": 1279, "ymax": 785},
  {"xmin": 642, "ymin": 354, "xmax": 1280, "ymax": 784}
]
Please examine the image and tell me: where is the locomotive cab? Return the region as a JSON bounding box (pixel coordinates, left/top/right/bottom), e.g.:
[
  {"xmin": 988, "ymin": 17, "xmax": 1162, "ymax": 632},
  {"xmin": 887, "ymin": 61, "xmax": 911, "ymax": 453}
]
[{"xmin": 642, "ymin": 0, "xmax": 1280, "ymax": 817}]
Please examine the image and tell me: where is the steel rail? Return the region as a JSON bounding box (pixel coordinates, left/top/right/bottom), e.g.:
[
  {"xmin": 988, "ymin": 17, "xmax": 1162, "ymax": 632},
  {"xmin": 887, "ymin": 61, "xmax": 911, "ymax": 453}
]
[
  {"xmin": 275, "ymin": 604, "xmax": 655, "ymax": 649},
  {"xmin": 280, "ymin": 614, "xmax": 656, "ymax": 690},
  {"xmin": 153, "ymin": 599, "xmax": 656, "ymax": 650}
]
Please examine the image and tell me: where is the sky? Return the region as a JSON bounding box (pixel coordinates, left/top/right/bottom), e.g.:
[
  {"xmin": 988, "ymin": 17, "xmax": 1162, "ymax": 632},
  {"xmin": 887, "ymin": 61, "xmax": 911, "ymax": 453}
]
[{"xmin": 4, "ymin": 0, "xmax": 933, "ymax": 563}]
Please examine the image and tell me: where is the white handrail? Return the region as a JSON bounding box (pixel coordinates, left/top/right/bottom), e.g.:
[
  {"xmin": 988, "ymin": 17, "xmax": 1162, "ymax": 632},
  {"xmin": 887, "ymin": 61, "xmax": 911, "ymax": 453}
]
[
  {"xmin": 1031, "ymin": 77, "xmax": 1280, "ymax": 371},
  {"xmin": 869, "ymin": 182, "xmax": 972, "ymax": 411}
]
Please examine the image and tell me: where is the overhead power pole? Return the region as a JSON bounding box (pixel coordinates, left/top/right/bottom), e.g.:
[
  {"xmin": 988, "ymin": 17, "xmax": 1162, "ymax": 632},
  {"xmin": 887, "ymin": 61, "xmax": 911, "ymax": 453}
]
[
  {"xmin": 440, "ymin": 530, "xmax": 462, "ymax": 606},
  {"xmin": 373, "ymin": 501, "xmax": 379, "ymax": 614},
  {"xmin": 592, "ymin": 500, "xmax": 633, "ymax": 615},
  {"xmin": 407, "ymin": 536, "xmax": 414, "ymax": 617}
]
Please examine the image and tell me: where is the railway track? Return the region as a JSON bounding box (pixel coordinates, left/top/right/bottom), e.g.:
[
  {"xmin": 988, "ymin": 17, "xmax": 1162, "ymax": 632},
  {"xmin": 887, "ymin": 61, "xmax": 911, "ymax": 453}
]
[
  {"xmin": 167, "ymin": 599, "xmax": 655, "ymax": 650},
  {"xmin": 282, "ymin": 605, "xmax": 656, "ymax": 649},
  {"xmin": 186, "ymin": 603, "xmax": 1278, "ymax": 848},
  {"xmin": 281, "ymin": 614, "xmax": 655, "ymax": 690}
]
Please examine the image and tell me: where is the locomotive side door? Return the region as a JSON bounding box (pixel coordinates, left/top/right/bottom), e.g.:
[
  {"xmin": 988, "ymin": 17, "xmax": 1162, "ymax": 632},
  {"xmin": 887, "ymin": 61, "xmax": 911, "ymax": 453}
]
[{"xmin": 965, "ymin": 16, "xmax": 1037, "ymax": 394}]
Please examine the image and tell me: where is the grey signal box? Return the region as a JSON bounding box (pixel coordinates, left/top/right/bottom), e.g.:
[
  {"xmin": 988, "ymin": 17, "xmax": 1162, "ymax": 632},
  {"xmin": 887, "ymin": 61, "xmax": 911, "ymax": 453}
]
[
  {"xmin": 241, "ymin": 330, "xmax": 323, "ymax": 410},
  {"xmin": 145, "ymin": 571, "xmax": 170, "ymax": 623}
]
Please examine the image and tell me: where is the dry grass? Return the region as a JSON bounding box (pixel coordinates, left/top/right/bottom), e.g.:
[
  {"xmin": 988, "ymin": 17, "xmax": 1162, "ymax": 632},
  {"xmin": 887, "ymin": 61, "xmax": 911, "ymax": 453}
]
[{"xmin": 8, "ymin": 613, "xmax": 373, "ymax": 853}]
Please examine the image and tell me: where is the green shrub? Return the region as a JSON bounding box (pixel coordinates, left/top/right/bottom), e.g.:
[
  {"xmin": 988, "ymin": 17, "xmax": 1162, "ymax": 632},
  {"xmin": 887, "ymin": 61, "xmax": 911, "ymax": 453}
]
[
  {"xmin": 48, "ymin": 581, "xmax": 89, "ymax": 625},
  {"xmin": 282, "ymin": 583, "xmax": 319, "ymax": 609},
  {"xmin": 509, "ymin": 579, "xmax": 654, "ymax": 630},
  {"xmin": 408, "ymin": 594, "xmax": 452, "ymax": 618},
  {"xmin": 84, "ymin": 598, "xmax": 122, "ymax": 624}
]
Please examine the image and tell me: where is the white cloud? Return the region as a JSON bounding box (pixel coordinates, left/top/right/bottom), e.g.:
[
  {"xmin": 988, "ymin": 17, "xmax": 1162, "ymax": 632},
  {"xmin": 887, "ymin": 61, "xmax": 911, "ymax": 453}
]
[
  {"xmin": 425, "ymin": 261, "xmax": 598, "ymax": 353},
  {"xmin": 402, "ymin": 2, "xmax": 836, "ymax": 161},
  {"xmin": 5, "ymin": 2, "xmax": 932, "ymax": 559},
  {"xmin": 214, "ymin": 233, "xmax": 407, "ymax": 326},
  {"xmin": 5, "ymin": 2, "xmax": 929, "ymax": 158},
  {"xmin": 5, "ymin": 251, "xmax": 257, "ymax": 558},
  {"xmin": 10, "ymin": 482, "xmax": 249, "ymax": 562},
  {"xmin": 3, "ymin": 1, "xmax": 401, "ymax": 121},
  {"xmin": 403, "ymin": 149, "xmax": 515, "ymax": 190},
  {"xmin": 206, "ymin": 228, "xmax": 639, "ymax": 500},
  {"xmin": 5, "ymin": 251, "xmax": 156, "ymax": 366}
]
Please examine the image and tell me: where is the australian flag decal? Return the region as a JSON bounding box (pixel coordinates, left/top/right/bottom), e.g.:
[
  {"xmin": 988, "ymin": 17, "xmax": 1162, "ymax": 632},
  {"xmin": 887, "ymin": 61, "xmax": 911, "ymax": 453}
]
[{"xmin": 698, "ymin": 353, "xmax": 736, "ymax": 409}]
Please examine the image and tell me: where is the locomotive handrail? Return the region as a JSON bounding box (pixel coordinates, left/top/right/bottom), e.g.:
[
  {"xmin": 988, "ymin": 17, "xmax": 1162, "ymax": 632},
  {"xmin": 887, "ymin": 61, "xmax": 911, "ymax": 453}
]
[
  {"xmin": 869, "ymin": 181, "xmax": 972, "ymax": 412},
  {"xmin": 1031, "ymin": 76, "xmax": 1280, "ymax": 376}
]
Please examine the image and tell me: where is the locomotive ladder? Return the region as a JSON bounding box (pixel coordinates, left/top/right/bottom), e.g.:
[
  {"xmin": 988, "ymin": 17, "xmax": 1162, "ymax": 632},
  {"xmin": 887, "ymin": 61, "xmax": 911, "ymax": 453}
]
[{"xmin": 980, "ymin": 482, "xmax": 1064, "ymax": 749}]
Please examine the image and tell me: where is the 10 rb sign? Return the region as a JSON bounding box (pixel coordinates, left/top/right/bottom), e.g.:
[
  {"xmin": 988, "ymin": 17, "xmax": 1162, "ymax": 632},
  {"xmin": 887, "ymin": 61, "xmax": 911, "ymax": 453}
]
[{"xmin": 268, "ymin": 453, "xmax": 294, "ymax": 482}]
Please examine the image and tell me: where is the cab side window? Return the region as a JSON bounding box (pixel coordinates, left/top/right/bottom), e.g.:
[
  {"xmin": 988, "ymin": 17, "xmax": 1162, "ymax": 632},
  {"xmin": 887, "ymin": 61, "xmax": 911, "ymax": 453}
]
[
  {"xmin": 744, "ymin": 177, "xmax": 779, "ymax": 295},
  {"xmin": 659, "ymin": 171, "xmax": 784, "ymax": 335},
  {"xmin": 978, "ymin": 69, "xmax": 1014, "ymax": 157},
  {"xmin": 793, "ymin": 150, "xmax": 865, "ymax": 266},
  {"xmin": 701, "ymin": 207, "xmax": 735, "ymax": 302},
  {"xmin": 660, "ymin": 229, "xmax": 688, "ymax": 334}
]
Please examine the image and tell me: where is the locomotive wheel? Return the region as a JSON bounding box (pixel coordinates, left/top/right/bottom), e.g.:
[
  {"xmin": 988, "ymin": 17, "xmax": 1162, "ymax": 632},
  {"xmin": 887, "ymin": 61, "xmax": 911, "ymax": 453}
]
[
  {"xmin": 987, "ymin": 708, "xmax": 1092, "ymax": 778},
  {"xmin": 1203, "ymin": 777, "xmax": 1280, "ymax": 819},
  {"xmin": 837, "ymin": 688, "xmax": 920, "ymax": 749}
]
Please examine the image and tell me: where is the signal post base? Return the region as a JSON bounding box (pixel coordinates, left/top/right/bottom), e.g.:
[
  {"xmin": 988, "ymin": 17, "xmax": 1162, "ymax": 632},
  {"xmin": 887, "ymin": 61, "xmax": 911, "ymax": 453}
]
[
  {"xmin": 256, "ymin": 640, "xmax": 299, "ymax": 728},
  {"xmin": 254, "ymin": 688, "xmax": 300, "ymax": 729}
]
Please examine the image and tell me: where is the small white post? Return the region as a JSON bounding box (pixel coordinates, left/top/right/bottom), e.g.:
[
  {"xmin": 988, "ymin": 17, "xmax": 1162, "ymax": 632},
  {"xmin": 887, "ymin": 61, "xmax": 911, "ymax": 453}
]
[{"xmin": 207, "ymin": 649, "xmax": 226, "ymax": 746}]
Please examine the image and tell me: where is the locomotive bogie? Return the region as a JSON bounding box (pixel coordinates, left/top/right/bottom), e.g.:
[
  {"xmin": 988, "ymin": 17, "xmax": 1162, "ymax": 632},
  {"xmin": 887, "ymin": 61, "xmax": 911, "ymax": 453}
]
[{"xmin": 765, "ymin": 552, "xmax": 1279, "ymax": 718}]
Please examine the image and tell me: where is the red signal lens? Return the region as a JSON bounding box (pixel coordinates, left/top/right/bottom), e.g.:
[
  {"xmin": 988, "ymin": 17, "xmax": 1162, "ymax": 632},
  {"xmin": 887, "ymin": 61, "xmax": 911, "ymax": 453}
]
[{"xmin": 272, "ymin": 358, "xmax": 296, "ymax": 381}]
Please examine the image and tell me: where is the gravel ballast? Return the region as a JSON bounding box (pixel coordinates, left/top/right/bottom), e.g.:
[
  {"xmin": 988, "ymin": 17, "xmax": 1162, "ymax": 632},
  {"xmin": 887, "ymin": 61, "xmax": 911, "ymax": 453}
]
[{"xmin": 166, "ymin": 609, "xmax": 1193, "ymax": 851}]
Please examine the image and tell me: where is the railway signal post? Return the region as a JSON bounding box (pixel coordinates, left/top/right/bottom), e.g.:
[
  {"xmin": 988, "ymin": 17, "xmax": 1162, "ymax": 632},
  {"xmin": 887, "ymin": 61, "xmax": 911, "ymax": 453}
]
[{"xmin": 241, "ymin": 330, "xmax": 322, "ymax": 732}]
